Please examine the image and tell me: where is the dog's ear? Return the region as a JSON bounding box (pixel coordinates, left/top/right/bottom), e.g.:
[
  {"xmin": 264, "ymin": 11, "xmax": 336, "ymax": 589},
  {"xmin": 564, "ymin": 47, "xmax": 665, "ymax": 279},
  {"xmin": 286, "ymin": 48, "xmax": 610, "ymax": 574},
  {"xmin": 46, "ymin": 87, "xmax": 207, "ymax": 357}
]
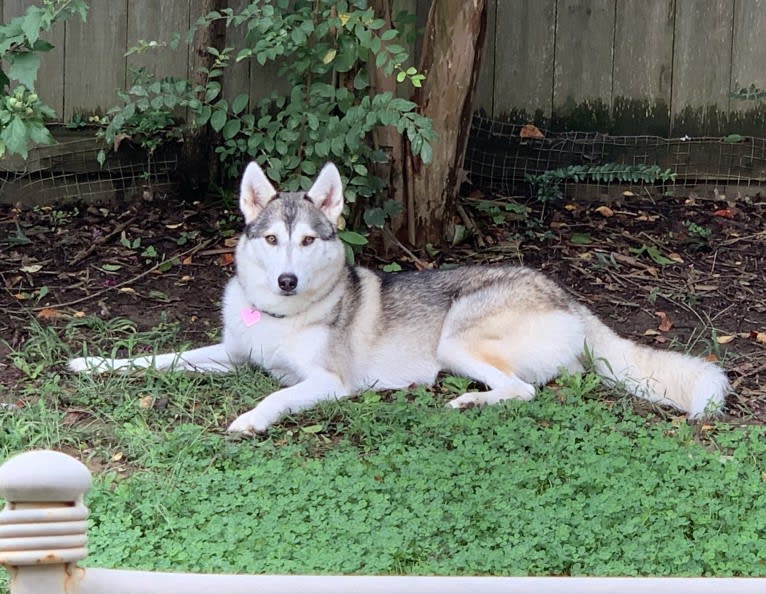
[
  {"xmin": 306, "ymin": 163, "xmax": 344, "ymax": 224},
  {"xmin": 240, "ymin": 162, "xmax": 277, "ymax": 223}
]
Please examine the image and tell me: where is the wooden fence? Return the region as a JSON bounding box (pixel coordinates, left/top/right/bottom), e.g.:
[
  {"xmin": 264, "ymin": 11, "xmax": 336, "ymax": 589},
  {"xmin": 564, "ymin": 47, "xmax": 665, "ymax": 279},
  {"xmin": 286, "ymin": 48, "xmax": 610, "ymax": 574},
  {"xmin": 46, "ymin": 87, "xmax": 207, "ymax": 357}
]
[
  {"xmin": 2, "ymin": 0, "xmax": 766, "ymax": 136},
  {"xmin": 1, "ymin": 450, "xmax": 765, "ymax": 594}
]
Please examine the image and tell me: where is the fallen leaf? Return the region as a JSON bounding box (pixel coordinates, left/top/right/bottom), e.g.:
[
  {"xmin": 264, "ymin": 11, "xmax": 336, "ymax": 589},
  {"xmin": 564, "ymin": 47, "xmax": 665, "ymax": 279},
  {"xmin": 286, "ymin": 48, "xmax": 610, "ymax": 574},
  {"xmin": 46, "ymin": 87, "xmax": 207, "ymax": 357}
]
[
  {"xmin": 655, "ymin": 311, "xmax": 673, "ymax": 332},
  {"xmin": 111, "ymin": 451, "xmax": 124, "ymax": 462},
  {"xmin": 644, "ymin": 329, "xmax": 661, "ymax": 336},
  {"xmin": 73, "ymin": 311, "xmax": 86, "ymax": 318},
  {"xmin": 224, "ymin": 237, "xmax": 239, "ymax": 248},
  {"xmin": 595, "ymin": 205, "xmax": 614, "ymax": 217},
  {"xmin": 570, "ymin": 233, "xmax": 592, "ymax": 245},
  {"xmin": 20, "ymin": 264, "xmax": 43, "ymax": 273},
  {"xmin": 713, "ymin": 208, "xmax": 734, "ymax": 218},
  {"xmin": 520, "ymin": 123, "xmax": 544, "ymax": 139},
  {"xmin": 36, "ymin": 308, "xmax": 62, "ymax": 320},
  {"xmin": 219, "ymin": 253, "xmax": 235, "ymax": 267},
  {"xmin": 138, "ymin": 395, "xmax": 153, "ymax": 409},
  {"xmin": 754, "ymin": 332, "xmax": 766, "ymax": 344},
  {"xmin": 165, "ymin": 222, "xmax": 184, "ymax": 229},
  {"xmin": 668, "ymin": 252, "xmax": 684, "ymax": 264},
  {"xmin": 182, "ymin": 256, "xmax": 193, "ymax": 265},
  {"xmin": 705, "ymin": 353, "xmax": 720, "ymax": 363},
  {"xmin": 118, "ymin": 287, "xmax": 136, "ymax": 294},
  {"xmin": 715, "ymin": 335, "xmax": 736, "ymax": 344},
  {"xmin": 623, "ymin": 190, "xmax": 635, "ymax": 197},
  {"xmin": 564, "ymin": 203, "xmax": 577, "ymax": 212}
]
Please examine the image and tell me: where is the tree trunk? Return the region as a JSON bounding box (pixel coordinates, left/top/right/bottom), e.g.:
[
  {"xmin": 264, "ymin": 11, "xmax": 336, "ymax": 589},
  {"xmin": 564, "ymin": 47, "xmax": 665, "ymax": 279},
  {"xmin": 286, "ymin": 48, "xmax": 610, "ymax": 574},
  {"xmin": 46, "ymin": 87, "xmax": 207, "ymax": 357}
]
[
  {"xmin": 178, "ymin": 0, "xmax": 226, "ymax": 196},
  {"xmin": 404, "ymin": 0, "xmax": 488, "ymax": 247}
]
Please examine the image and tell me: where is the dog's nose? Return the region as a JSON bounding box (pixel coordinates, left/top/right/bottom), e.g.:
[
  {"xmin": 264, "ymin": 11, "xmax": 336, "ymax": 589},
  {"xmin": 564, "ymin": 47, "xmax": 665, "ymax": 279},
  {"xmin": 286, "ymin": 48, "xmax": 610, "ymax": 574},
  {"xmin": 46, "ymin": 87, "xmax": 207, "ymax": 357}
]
[{"xmin": 277, "ymin": 273, "xmax": 298, "ymax": 292}]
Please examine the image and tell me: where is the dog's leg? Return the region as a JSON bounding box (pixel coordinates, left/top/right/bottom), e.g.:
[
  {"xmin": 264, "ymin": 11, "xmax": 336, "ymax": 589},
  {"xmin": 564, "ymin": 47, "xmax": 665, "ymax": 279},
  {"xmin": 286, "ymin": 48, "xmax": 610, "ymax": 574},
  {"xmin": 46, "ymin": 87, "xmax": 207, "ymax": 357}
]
[
  {"xmin": 437, "ymin": 339, "xmax": 537, "ymax": 408},
  {"xmin": 68, "ymin": 343, "xmax": 234, "ymax": 374},
  {"xmin": 227, "ymin": 370, "xmax": 346, "ymax": 434}
]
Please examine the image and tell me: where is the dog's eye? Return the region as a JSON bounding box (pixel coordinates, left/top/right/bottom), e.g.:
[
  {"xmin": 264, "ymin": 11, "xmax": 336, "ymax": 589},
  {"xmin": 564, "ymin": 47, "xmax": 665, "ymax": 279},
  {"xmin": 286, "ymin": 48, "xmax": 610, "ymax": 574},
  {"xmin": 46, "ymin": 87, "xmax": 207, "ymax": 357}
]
[
  {"xmin": 301, "ymin": 236, "xmax": 315, "ymax": 246},
  {"xmin": 264, "ymin": 235, "xmax": 278, "ymax": 245}
]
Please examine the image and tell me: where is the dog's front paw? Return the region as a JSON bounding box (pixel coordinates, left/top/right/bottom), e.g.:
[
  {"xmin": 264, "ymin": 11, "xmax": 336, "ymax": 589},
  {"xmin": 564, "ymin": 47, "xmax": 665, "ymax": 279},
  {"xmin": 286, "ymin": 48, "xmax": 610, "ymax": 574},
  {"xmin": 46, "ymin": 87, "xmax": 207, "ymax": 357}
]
[{"xmin": 227, "ymin": 409, "xmax": 272, "ymax": 435}]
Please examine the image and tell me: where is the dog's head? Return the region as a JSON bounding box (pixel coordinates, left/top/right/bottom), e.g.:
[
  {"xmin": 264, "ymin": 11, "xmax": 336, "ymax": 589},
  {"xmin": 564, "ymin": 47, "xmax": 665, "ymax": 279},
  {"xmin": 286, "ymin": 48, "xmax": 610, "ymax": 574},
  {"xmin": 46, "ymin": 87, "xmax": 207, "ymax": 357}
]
[{"xmin": 236, "ymin": 162, "xmax": 346, "ymax": 302}]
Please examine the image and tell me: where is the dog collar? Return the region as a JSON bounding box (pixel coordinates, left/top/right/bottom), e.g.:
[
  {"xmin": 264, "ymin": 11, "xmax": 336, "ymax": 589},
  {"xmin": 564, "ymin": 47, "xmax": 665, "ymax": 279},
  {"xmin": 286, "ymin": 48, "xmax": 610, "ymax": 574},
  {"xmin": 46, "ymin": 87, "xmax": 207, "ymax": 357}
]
[{"xmin": 241, "ymin": 306, "xmax": 285, "ymax": 326}]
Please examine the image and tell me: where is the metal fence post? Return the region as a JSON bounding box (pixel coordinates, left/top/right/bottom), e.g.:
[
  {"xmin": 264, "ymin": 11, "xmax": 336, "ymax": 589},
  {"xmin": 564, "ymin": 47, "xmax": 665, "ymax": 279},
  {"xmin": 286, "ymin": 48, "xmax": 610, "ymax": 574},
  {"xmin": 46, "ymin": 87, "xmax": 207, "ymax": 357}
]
[{"xmin": 0, "ymin": 450, "xmax": 92, "ymax": 594}]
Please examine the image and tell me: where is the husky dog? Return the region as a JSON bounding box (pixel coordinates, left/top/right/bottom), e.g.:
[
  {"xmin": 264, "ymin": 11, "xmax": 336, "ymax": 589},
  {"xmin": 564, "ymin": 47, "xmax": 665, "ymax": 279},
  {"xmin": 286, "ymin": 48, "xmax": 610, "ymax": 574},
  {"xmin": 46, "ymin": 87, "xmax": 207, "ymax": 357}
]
[{"xmin": 69, "ymin": 161, "xmax": 729, "ymax": 433}]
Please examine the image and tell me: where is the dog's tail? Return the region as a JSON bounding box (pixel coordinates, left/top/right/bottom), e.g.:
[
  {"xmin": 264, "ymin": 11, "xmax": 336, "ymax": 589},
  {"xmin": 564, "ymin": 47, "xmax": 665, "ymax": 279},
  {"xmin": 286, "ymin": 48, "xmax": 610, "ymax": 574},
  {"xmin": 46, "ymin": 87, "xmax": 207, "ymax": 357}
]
[{"xmin": 578, "ymin": 306, "xmax": 728, "ymax": 417}]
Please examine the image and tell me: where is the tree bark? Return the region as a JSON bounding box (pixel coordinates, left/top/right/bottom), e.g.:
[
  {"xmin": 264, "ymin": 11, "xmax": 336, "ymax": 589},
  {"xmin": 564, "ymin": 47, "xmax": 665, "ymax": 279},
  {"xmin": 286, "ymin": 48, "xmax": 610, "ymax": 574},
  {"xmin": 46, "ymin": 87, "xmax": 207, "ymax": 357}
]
[
  {"xmin": 178, "ymin": 0, "xmax": 226, "ymax": 195},
  {"xmin": 404, "ymin": 0, "xmax": 488, "ymax": 247}
]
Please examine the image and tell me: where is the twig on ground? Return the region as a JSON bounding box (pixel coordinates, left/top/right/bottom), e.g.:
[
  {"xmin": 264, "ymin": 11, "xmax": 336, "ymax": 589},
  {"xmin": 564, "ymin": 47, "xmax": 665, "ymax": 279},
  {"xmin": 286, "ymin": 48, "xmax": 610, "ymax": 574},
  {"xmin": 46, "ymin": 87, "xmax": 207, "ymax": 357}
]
[{"xmin": 30, "ymin": 240, "xmax": 214, "ymax": 312}]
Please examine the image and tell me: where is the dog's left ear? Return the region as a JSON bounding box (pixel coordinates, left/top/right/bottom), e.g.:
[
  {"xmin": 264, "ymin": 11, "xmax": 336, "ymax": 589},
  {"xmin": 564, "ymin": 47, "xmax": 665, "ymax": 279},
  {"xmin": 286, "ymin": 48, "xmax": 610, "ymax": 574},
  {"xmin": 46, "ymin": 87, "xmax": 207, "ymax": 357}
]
[
  {"xmin": 240, "ymin": 161, "xmax": 277, "ymax": 223},
  {"xmin": 306, "ymin": 163, "xmax": 344, "ymax": 224}
]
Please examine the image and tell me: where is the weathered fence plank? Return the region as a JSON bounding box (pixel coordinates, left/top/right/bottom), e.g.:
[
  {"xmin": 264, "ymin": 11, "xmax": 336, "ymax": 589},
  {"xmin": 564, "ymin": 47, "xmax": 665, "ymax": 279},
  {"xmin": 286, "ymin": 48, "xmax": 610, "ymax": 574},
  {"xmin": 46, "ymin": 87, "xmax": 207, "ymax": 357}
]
[
  {"xmin": 493, "ymin": 0, "xmax": 556, "ymax": 121},
  {"xmin": 126, "ymin": 1, "xmax": 191, "ymax": 81},
  {"xmin": 64, "ymin": 1, "xmax": 129, "ymax": 119},
  {"xmin": 552, "ymin": 0, "xmax": 615, "ymax": 128},
  {"xmin": 671, "ymin": 0, "xmax": 734, "ymax": 136},
  {"xmin": 611, "ymin": 0, "xmax": 674, "ymax": 135},
  {"xmin": 3, "ymin": 0, "xmax": 766, "ymax": 138},
  {"xmin": 729, "ymin": 0, "xmax": 766, "ymax": 135}
]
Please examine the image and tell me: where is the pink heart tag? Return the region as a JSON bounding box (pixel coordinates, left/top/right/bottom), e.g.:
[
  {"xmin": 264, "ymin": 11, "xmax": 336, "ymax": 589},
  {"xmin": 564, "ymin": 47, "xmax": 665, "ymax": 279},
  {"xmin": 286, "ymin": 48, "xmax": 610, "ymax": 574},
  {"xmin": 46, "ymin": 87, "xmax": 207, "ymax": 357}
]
[{"xmin": 241, "ymin": 307, "xmax": 262, "ymax": 327}]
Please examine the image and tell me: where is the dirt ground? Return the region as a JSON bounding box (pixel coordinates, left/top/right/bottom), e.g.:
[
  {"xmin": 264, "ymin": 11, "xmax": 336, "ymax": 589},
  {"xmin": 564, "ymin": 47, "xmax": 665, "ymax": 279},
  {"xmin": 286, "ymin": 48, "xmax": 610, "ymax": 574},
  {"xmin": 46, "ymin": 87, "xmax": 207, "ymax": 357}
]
[{"xmin": 1, "ymin": 182, "xmax": 764, "ymax": 422}]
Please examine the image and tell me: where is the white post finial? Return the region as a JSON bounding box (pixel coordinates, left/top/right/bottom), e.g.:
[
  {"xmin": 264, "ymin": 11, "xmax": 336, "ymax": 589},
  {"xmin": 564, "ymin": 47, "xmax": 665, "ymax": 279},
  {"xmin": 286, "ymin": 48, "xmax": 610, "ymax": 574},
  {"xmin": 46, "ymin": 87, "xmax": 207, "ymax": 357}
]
[{"xmin": 0, "ymin": 450, "xmax": 92, "ymax": 594}]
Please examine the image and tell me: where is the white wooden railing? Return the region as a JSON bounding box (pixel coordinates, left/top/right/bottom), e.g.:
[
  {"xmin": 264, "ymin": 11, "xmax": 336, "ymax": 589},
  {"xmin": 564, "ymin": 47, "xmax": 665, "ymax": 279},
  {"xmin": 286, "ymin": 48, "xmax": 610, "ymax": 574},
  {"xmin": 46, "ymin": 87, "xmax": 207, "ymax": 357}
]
[{"xmin": 0, "ymin": 449, "xmax": 764, "ymax": 594}]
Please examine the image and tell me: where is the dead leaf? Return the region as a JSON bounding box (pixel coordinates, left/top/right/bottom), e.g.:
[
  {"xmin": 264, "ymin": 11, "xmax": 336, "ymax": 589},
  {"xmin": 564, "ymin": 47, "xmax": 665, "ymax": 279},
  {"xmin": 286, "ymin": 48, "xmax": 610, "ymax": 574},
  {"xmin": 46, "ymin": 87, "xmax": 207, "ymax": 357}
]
[
  {"xmin": 520, "ymin": 124, "xmax": 544, "ymax": 139},
  {"xmin": 219, "ymin": 253, "xmax": 235, "ymax": 267},
  {"xmin": 716, "ymin": 335, "xmax": 736, "ymax": 344},
  {"xmin": 644, "ymin": 329, "xmax": 661, "ymax": 336},
  {"xmin": 223, "ymin": 237, "xmax": 239, "ymax": 248},
  {"xmin": 20, "ymin": 264, "xmax": 42, "ymax": 273},
  {"xmin": 73, "ymin": 311, "xmax": 86, "ymax": 318},
  {"xmin": 713, "ymin": 208, "xmax": 734, "ymax": 219},
  {"xmin": 705, "ymin": 353, "xmax": 720, "ymax": 363},
  {"xmin": 165, "ymin": 222, "xmax": 184, "ymax": 229},
  {"xmin": 138, "ymin": 395, "xmax": 154, "ymax": 409},
  {"xmin": 564, "ymin": 203, "xmax": 577, "ymax": 212},
  {"xmin": 36, "ymin": 308, "xmax": 62, "ymax": 320},
  {"xmin": 595, "ymin": 206, "xmax": 614, "ymax": 217},
  {"xmin": 655, "ymin": 311, "xmax": 673, "ymax": 332},
  {"xmin": 182, "ymin": 256, "xmax": 193, "ymax": 266},
  {"xmin": 111, "ymin": 451, "xmax": 124, "ymax": 462},
  {"xmin": 623, "ymin": 190, "xmax": 636, "ymax": 197},
  {"xmin": 754, "ymin": 331, "xmax": 766, "ymax": 344},
  {"xmin": 118, "ymin": 287, "xmax": 136, "ymax": 294},
  {"xmin": 668, "ymin": 252, "xmax": 684, "ymax": 264}
]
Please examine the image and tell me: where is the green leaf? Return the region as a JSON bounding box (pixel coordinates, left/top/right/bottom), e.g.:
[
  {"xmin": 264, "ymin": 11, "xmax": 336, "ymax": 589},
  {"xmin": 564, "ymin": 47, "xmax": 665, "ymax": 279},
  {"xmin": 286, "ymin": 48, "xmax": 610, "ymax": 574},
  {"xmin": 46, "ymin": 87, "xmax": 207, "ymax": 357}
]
[
  {"xmin": 20, "ymin": 8, "xmax": 44, "ymax": 47},
  {"xmin": 7, "ymin": 52, "xmax": 41, "ymax": 88},
  {"xmin": 231, "ymin": 93, "xmax": 249, "ymax": 115},
  {"xmin": 420, "ymin": 141, "xmax": 432, "ymax": 164},
  {"xmin": 0, "ymin": 116, "xmax": 29, "ymax": 158},
  {"xmin": 723, "ymin": 133, "xmax": 745, "ymax": 143},
  {"xmin": 363, "ymin": 207, "xmax": 386, "ymax": 228},
  {"xmin": 210, "ymin": 109, "xmax": 227, "ymax": 132},
  {"xmin": 222, "ymin": 118, "xmax": 241, "ymax": 140},
  {"xmin": 338, "ymin": 230, "xmax": 368, "ymax": 246},
  {"xmin": 646, "ymin": 246, "xmax": 676, "ymax": 266},
  {"xmin": 101, "ymin": 263, "xmax": 122, "ymax": 272},
  {"xmin": 570, "ymin": 233, "xmax": 592, "ymax": 245}
]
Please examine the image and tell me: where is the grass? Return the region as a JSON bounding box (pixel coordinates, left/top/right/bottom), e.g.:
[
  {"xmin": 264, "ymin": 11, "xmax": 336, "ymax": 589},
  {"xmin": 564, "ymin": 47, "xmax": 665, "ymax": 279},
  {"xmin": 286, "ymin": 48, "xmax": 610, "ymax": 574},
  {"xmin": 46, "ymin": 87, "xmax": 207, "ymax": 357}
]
[{"xmin": 2, "ymin": 316, "xmax": 766, "ymax": 582}]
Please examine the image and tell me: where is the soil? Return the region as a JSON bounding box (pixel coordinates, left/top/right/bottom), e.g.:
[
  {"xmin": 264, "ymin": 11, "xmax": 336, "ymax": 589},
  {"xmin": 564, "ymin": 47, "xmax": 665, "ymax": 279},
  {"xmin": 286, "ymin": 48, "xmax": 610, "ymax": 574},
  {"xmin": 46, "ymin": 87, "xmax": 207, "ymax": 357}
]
[{"xmin": 1, "ymin": 183, "xmax": 764, "ymax": 422}]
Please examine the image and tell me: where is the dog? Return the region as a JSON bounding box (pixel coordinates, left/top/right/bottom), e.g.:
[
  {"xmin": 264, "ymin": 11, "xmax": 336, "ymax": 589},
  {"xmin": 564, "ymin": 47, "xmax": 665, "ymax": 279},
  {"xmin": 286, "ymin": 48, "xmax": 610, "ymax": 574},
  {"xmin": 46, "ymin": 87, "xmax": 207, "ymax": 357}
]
[{"xmin": 69, "ymin": 161, "xmax": 730, "ymax": 433}]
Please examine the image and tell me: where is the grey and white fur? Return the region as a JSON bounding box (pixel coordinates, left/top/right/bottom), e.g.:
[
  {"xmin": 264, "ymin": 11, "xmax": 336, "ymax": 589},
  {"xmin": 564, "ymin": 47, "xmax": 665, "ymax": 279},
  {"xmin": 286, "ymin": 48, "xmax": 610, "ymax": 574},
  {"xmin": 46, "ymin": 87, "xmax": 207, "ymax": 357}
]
[{"xmin": 69, "ymin": 161, "xmax": 730, "ymax": 433}]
